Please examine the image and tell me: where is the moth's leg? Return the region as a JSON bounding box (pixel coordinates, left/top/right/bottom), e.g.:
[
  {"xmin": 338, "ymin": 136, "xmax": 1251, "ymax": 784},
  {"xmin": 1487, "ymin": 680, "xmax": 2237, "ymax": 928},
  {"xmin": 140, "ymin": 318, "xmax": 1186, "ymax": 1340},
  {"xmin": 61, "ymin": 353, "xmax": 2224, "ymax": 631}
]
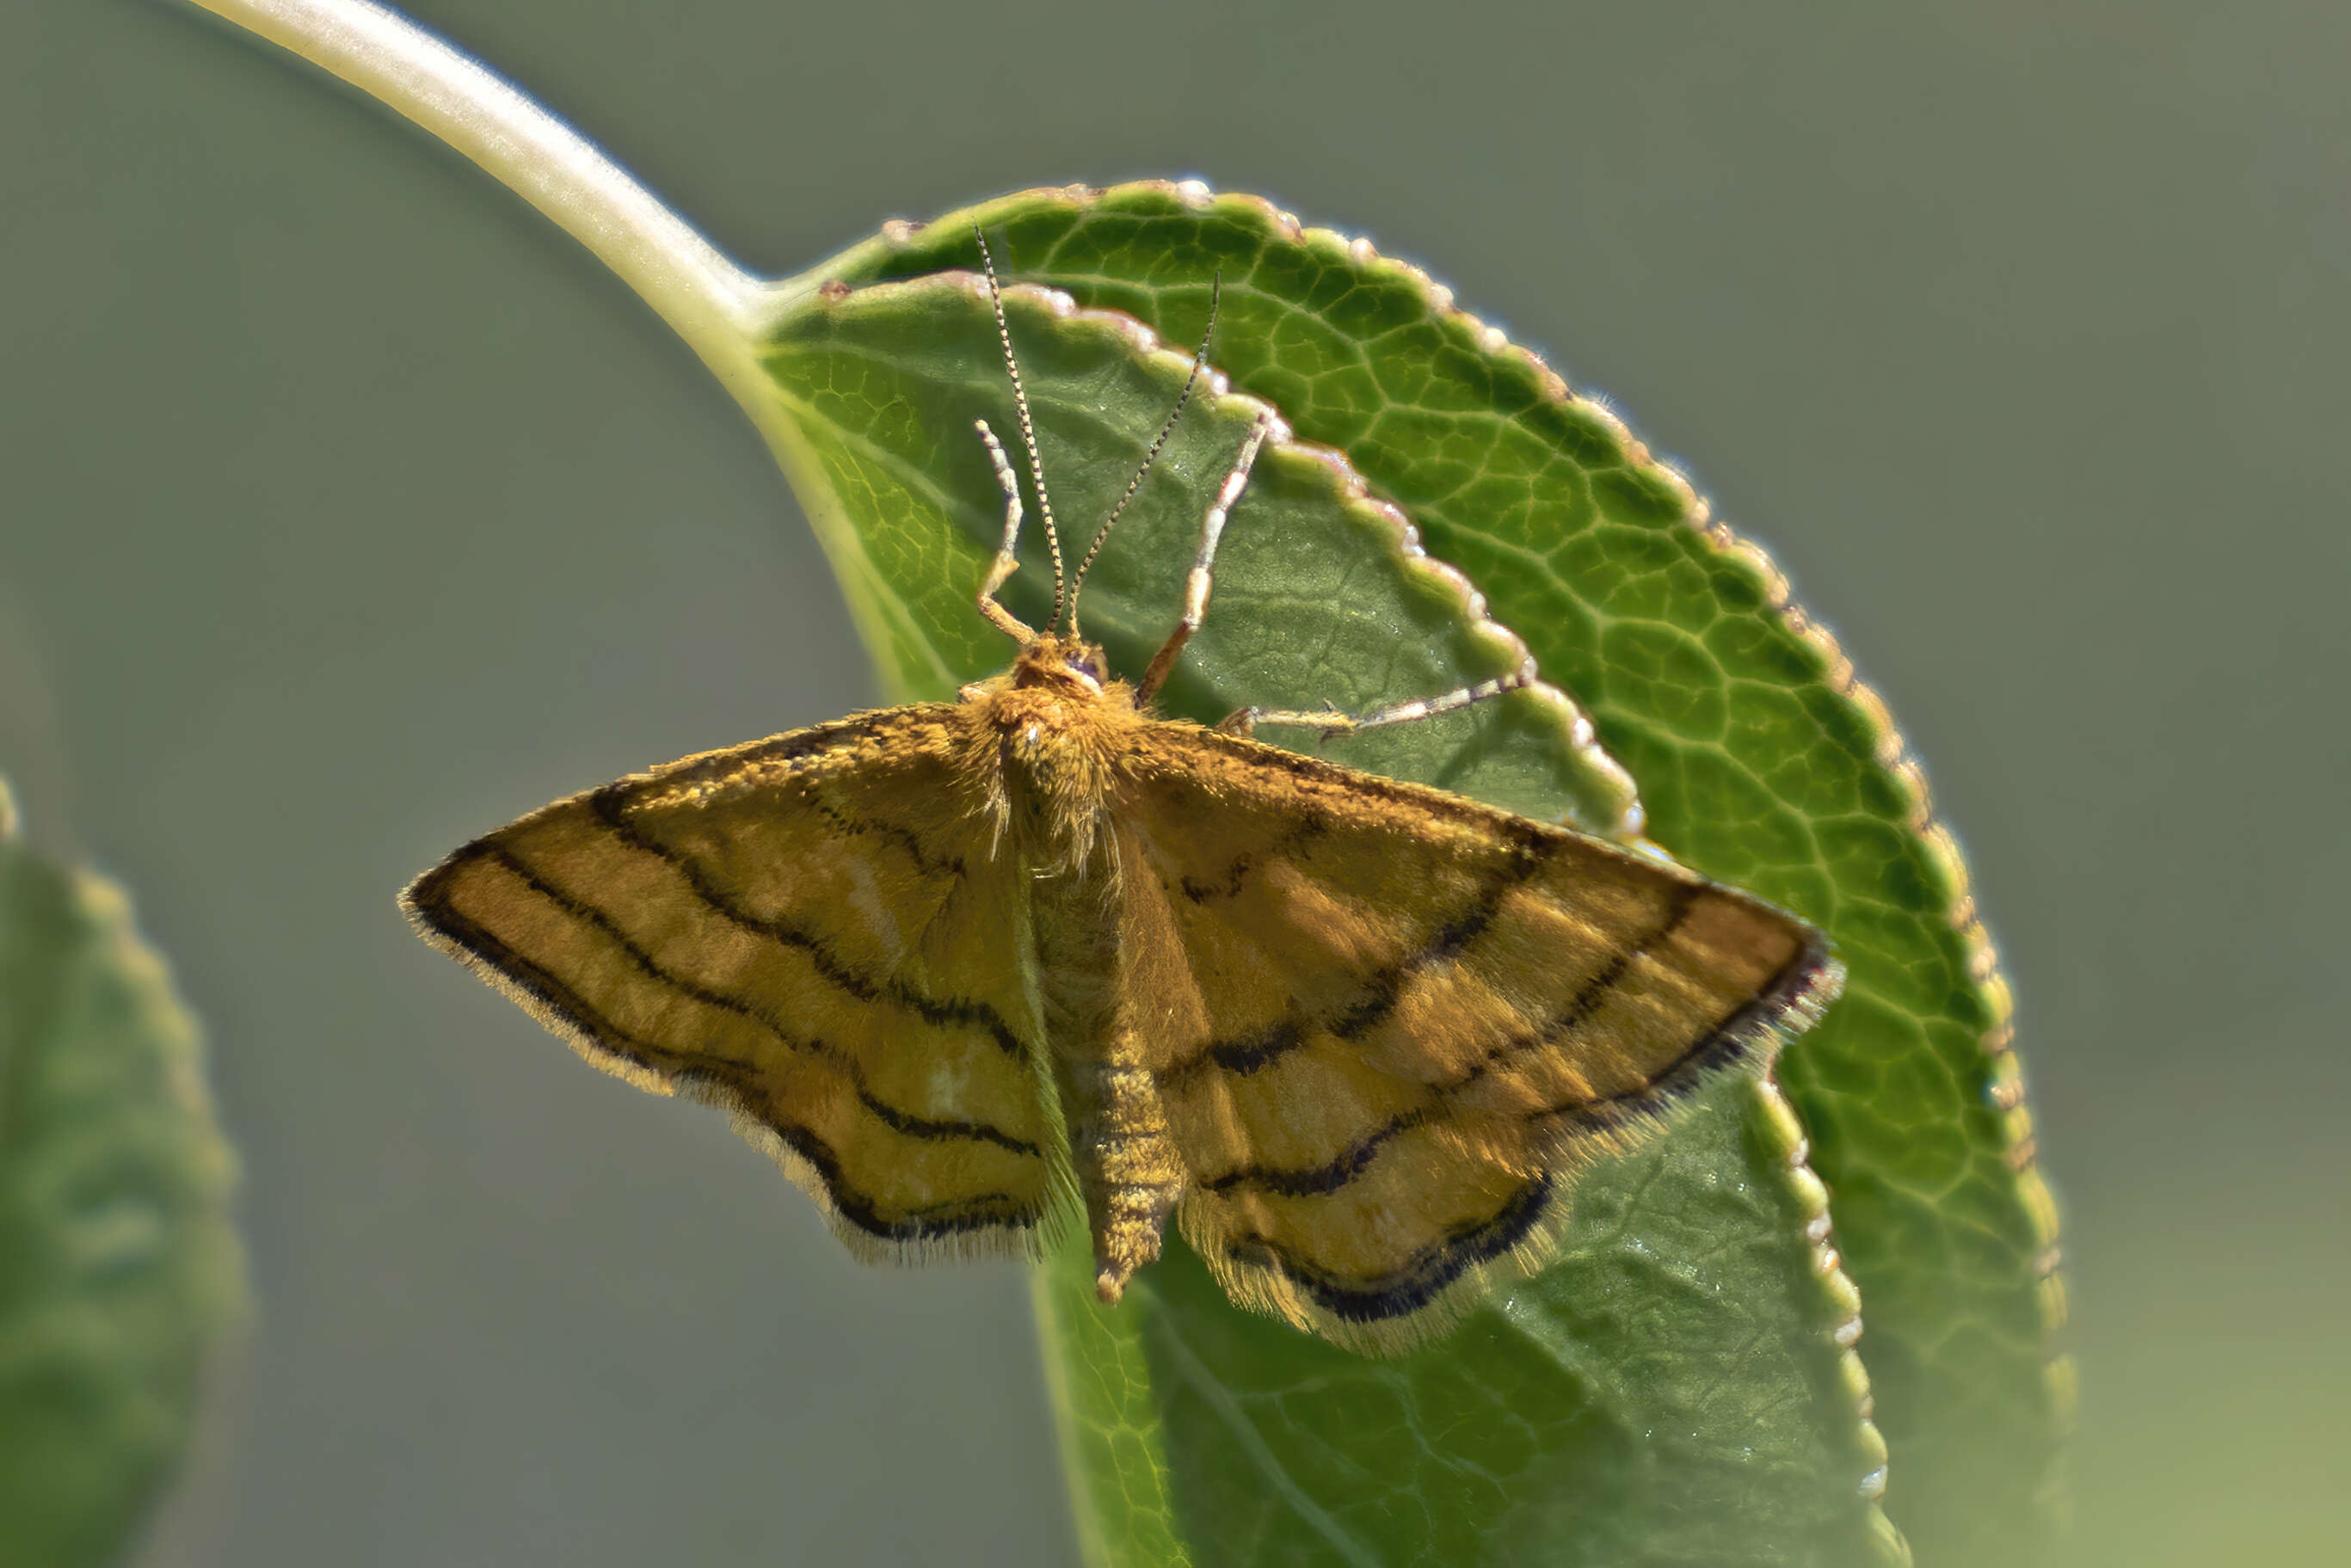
[
  {"xmin": 1135, "ymin": 411, "xmax": 1277, "ymax": 704},
  {"xmin": 973, "ymin": 419, "xmax": 1037, "ymax": 645},
  {"xmin": 1220, "ymin": 660, "xmax": 1537, "ymax": 741}
]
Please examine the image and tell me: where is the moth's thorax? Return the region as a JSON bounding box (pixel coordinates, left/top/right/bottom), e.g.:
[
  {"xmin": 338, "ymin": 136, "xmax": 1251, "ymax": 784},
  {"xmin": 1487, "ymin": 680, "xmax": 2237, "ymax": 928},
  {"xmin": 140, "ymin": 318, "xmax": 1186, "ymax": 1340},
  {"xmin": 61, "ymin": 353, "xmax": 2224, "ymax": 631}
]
[{"xmin": 965, "ymin": 636, "xmax": 1143, "ymax": 870}]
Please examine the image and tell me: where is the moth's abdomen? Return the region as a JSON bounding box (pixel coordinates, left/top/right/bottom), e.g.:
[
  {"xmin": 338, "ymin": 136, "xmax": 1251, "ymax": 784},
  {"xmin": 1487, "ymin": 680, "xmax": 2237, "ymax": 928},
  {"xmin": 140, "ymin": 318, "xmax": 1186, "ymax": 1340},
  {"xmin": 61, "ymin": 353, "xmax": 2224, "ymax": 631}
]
[
  {"xmin": 1026, "ymin": 826, "xmax": 1184, "ymax": 1300},
  {"xmin": 1056, "ymin": 1055, "xmax": 1185, "ymax": 1302}
]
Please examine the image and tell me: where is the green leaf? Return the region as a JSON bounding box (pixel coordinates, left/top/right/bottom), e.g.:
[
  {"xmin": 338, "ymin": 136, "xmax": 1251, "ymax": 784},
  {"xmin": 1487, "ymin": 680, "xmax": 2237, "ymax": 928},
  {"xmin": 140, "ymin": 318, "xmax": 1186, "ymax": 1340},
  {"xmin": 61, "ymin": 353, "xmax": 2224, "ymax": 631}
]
[
  {"xmin": 0, "ymin": 784, "xmax": 245, "ymax": 1568},
  {"xmin": 785, "ymin": 182, "xmax": 2069, "ymax": 1564},
  {"xmin": 751, "ymin": 260, "xmax": 1898, "ymax": 1561}
]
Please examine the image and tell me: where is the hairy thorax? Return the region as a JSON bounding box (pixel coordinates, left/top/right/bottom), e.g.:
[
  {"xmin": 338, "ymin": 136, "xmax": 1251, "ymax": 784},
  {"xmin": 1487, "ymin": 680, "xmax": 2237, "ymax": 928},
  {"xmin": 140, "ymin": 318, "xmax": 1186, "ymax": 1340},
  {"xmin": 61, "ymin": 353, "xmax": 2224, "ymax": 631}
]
[{"xmin": 963, "ymin": 634, "xmax": 1144, "ymax": 876}]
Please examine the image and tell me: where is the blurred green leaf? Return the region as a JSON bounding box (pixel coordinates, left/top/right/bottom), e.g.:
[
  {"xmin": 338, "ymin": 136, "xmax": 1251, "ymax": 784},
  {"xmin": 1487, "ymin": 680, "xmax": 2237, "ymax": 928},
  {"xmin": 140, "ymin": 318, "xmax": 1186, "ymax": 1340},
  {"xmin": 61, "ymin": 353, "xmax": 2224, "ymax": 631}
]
[
  {"xmin": 750, "ymin": 255, "xmax": 1901, "ymax": 1562},
  {"xmin": 0, "ymin": 784, "xmax": 244, "ymax": 1568}
]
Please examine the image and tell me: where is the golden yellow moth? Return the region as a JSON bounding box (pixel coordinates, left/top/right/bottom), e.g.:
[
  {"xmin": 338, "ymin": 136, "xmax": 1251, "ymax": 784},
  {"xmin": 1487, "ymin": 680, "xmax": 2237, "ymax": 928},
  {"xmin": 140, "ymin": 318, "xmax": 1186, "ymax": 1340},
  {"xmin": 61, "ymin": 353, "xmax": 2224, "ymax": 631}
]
[{"xmin": 401, "ymin": 237, "xmax": 1841, "ymax": 1356}]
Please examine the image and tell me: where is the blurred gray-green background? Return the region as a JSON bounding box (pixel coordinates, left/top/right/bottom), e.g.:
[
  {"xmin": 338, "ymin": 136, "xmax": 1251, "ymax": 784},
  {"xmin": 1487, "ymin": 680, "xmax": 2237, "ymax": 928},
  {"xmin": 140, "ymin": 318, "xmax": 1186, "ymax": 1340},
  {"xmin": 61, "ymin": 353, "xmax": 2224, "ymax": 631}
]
[{"xmin": 6, "ymin": 1, "xmax": 2345, "ymax": 1563}]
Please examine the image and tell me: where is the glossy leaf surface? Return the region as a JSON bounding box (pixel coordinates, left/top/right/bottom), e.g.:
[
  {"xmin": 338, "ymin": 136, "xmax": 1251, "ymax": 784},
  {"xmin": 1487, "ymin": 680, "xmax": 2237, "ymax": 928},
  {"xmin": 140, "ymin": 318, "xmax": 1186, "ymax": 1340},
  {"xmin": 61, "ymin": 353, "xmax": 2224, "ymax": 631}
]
[
  {"xmin": 808, "ymin": 187, "xmax": 2066, "ymax": 1565},
  {"xmin": 749, "ymin": 259, "xmax": 1902, "ymax": 1564}
]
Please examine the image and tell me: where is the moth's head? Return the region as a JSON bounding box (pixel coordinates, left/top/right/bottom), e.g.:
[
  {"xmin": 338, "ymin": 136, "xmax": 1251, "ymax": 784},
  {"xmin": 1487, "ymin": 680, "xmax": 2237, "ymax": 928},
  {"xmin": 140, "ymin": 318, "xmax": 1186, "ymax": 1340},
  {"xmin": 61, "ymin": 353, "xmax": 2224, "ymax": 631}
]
[{"xmin": 1010, "ymin": 634, "xmax": 1115, "ymax": 698}]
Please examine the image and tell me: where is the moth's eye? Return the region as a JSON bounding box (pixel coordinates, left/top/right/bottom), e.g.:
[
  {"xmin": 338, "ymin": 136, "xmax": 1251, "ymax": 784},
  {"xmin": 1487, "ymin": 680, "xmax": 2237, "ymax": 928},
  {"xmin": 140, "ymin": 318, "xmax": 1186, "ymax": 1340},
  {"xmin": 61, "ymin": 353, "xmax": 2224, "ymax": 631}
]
[{"xmin": 1068, "ymin": 655, "xmax": 1104, "ymax": 683}]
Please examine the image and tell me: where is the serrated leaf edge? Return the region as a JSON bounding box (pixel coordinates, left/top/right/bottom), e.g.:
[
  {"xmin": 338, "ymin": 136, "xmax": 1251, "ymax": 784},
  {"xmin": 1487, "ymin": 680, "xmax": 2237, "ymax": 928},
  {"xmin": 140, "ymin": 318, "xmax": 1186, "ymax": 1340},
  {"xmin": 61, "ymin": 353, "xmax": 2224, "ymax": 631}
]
[
  {"xmin": 1747, "ymin": 1073, "xmax": 1908, "ymax": 1562},
  {"xmin": 1684, "ymin": 501, "xmax": 2071, "ymax": 1396}
]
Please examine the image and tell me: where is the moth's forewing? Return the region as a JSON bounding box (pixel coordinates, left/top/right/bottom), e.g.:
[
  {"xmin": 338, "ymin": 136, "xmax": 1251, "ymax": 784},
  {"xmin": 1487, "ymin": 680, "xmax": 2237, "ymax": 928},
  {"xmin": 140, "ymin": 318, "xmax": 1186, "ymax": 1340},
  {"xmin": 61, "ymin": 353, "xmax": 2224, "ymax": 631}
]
[{"xmin": 402, "ymin": 706, "xmax": 1072, "ymax": 1263}]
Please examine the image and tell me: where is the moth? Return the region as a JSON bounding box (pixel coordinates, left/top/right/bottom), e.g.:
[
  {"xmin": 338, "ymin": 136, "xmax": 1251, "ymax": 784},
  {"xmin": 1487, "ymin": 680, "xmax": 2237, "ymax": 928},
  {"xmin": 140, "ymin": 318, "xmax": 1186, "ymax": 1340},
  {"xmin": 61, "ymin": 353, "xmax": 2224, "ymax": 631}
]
[{"xmin": 402, "ymin": 237, "xmax": 1842, "ymax": 1355}]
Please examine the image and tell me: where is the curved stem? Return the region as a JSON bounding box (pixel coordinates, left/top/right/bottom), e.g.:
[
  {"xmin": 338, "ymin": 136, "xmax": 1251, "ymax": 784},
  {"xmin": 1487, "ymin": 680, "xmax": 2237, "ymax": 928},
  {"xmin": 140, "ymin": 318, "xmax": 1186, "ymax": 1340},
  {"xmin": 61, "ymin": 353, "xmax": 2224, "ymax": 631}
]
[
  {"xmin": 178, "ymin": 0, "xmax": 886, "ymax": 678},
  {"xmin": 182, "ymin": 0, "xmax": 786, "ymax": 388}
]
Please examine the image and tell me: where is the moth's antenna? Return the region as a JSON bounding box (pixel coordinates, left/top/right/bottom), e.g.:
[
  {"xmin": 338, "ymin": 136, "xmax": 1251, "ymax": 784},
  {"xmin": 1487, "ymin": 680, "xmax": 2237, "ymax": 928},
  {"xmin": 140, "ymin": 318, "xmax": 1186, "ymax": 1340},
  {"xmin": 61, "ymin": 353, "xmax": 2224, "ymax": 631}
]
[
  {"xmin": 975, "ymin": 224, "xmax": 1066, "ymax": 630},
  {"xmin": 1067, "ymin": 273, "xmax": 1220, "ymax": 639}
]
